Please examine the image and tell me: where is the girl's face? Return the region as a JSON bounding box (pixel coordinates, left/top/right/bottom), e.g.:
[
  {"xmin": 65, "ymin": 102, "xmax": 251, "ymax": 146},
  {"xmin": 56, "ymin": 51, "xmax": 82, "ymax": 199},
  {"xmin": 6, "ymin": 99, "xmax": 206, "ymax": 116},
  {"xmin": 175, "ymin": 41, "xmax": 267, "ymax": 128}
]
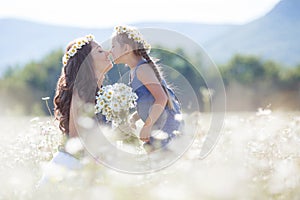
[
  {"xmin": 110, "ymin": 37, "xmax": 127, "ymax": 64},
  {"xmin": 90, "ymin": 41, "xmax": 112, "ymax": 76}
]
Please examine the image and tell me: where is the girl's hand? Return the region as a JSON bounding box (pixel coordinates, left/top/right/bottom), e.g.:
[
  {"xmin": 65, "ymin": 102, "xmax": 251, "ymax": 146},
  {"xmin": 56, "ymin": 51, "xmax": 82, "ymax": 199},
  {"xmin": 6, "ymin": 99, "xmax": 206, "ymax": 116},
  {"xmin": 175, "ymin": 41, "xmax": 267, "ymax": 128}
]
[{"xmin": 139, "ymin": 125, "xmax": 152, "ymax": 143}]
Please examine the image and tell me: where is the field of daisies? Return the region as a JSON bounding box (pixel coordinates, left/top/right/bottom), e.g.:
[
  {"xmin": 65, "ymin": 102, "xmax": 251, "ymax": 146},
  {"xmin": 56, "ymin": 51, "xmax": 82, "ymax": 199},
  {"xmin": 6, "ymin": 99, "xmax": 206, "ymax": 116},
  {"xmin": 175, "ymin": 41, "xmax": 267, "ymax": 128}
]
[{"xmin": 0, "ymin": 110, "xmax": 299, "ymax": 200}]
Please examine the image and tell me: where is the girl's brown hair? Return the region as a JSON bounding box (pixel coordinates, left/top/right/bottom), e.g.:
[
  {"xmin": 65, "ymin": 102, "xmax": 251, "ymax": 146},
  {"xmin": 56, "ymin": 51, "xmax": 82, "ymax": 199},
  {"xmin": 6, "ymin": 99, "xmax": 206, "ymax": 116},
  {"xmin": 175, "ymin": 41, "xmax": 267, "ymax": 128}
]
[{"xmin": 114, "ymin": 33, "xmax": 175, "ymax": 110}]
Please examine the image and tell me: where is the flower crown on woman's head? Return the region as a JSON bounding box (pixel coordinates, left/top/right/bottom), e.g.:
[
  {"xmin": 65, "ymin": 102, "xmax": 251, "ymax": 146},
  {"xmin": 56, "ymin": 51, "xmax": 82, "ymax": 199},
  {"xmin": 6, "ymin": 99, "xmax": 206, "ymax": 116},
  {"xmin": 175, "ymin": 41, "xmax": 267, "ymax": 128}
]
[
  {"xmin": 114, "ymin": 25, "xmax": 151, "ymax": 52},
  {"xmin": 62, "ymin": 34, "xmax": 95, "ymax": 66}
]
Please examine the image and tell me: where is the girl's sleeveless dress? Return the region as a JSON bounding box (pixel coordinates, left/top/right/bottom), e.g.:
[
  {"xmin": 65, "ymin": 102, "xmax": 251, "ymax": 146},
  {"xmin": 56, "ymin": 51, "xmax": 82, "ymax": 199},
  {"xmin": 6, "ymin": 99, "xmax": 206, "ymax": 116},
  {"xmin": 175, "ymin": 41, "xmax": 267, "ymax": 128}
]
[{"xmin": 130, "ymin": 59, "xmax": 183, "ymax": 148}]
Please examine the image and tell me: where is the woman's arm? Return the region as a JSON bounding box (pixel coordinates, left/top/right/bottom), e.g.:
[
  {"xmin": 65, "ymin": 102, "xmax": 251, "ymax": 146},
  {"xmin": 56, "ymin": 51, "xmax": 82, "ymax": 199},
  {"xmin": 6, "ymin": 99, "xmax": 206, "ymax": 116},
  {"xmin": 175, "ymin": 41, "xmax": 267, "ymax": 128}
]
[
  {"xmin": 97, "ymin": 73, "xmax": 105, "ymax": 88},
  {"xmin": 129, "ymin": 111, "xmax": 140, "ymax": 129},
  {"xmin": 69, "ymin": 91, "xmax": 81, "ymax": 138},
  {"xmin": 136, "ymin": 64, "xmax": 168, "ymax": 142}
]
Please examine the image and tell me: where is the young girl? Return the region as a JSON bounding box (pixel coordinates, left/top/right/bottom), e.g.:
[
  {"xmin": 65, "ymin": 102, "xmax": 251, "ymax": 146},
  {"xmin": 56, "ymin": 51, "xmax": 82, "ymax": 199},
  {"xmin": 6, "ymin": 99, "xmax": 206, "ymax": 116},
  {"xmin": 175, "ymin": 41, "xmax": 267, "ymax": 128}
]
[{"xmin": 110, "ymin": 25, "xmax": 183, "ymax": 150}]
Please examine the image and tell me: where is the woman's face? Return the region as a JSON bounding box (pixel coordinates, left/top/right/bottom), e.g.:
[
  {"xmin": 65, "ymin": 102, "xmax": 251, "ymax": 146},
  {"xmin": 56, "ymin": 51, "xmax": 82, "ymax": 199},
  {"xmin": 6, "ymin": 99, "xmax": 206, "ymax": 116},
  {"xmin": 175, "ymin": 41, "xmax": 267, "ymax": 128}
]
[
  {"xmin": 110, "ymin": 37, "xmax": 127, "ymax": 64},
  {"xmin": 90, "ymin": 41, "xmax": 112, "ymax": 76}
]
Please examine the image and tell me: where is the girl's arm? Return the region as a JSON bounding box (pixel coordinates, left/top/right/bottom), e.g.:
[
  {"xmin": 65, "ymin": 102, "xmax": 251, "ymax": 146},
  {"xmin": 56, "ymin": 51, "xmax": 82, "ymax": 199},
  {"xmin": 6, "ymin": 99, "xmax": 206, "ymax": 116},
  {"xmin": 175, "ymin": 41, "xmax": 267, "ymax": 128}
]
[{"xmin": 136, "ymin": 64, "xmax": 168, "ymax": 141}]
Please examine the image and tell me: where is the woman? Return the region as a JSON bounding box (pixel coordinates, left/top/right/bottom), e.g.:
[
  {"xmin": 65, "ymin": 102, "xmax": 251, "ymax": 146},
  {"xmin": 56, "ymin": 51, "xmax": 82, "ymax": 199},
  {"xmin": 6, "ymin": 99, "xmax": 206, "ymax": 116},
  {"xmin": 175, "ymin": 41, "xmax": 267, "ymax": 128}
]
[
  {"xmin": 110, "ymin": 26, "xmax": 183, "ymax": 151},
  {"xmin": 54, "ymin": 34, "xmax": 112, "ymax": 138},
  {"xmin": 39, "ymin": 35, "xmax": 112, "ymax": 184}
]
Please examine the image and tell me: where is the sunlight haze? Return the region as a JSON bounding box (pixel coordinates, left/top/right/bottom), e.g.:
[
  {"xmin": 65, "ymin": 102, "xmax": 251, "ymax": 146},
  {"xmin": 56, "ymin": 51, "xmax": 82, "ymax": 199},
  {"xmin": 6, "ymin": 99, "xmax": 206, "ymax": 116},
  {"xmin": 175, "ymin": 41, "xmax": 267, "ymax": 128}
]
[{"xmin": 0, "ymin": 0, "xmax": 281, "ymax": 28}]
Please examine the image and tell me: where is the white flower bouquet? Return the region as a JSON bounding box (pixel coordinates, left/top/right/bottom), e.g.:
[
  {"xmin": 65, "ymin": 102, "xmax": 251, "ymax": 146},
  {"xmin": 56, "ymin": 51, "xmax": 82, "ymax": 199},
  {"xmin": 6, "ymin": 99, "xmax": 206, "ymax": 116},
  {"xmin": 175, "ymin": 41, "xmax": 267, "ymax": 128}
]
[{"xmin": 95, "ymin": 83, "xmax": 138, "ymax": 127}]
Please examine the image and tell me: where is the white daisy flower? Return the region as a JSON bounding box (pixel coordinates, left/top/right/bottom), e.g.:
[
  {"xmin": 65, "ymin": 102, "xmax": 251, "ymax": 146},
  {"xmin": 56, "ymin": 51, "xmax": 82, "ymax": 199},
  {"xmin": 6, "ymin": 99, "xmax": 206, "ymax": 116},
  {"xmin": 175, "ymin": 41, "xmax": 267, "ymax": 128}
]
[
  {"xmin": 86, "ymin": 34, "xmax": 95, "ymax": 41},
  {"xmin": 96, "ymin": 100, "xmax": 105, "ymax": 110},
  {"xmin": 98, "ymin": 88, "xmax": 104, "ymax": 94},
  {"xmin": 68, "ymin": 47, "xmax": 77, "ymax": 57},
  {"xmin": 76, "ymin": 40, "xmax": 84, "ymax": 48},
  {"xmin": 111, "ymin": 102, "xmax": 120, "ymax": 112},
  {"xmin": 95, "ymin": 82, "xmax": 138, "ymax": 127}
]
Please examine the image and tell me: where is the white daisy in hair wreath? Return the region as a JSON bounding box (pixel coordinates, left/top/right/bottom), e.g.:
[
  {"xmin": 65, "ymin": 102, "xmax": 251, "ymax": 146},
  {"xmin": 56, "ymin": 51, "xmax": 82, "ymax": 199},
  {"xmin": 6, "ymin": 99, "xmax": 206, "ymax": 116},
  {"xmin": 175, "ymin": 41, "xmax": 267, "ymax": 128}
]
[
  {"xmin": 114, "ymin": 25, "xmax": 151, "ymax": 52},
  {"xmin": 62, "ymin": 34, "xmax": 94, "ymax": 66}
]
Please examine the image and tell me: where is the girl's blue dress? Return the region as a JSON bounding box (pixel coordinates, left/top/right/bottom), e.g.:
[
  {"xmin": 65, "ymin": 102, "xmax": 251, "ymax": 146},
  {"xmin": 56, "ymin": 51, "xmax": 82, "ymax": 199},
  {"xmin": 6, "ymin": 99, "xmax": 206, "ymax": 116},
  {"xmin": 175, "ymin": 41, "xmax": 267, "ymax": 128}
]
[{"xmin": 130, "ymin": 59, "xmax": 183, "ymax": 148}]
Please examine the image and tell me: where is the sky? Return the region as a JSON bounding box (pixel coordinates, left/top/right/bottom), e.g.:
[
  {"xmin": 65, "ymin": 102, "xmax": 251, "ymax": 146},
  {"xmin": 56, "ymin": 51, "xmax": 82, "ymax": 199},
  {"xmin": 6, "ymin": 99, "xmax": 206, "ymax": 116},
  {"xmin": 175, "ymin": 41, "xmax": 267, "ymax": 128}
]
[{"xmin": 0, "ymin": 0, "xmax": 281, "ymax": 28}]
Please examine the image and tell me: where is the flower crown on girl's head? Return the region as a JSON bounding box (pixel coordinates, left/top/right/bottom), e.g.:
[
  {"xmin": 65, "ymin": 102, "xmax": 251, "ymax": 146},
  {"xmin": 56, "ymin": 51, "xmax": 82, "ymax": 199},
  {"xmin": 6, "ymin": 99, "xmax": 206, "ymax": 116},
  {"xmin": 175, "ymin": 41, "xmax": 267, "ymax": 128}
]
[
  {"xmin": 62, "ymin": 34, "xmax": 95, "ymax": 66},
  {"xmin": 114, "ymin": 25, "xmax": 151, "ymax": 52}
]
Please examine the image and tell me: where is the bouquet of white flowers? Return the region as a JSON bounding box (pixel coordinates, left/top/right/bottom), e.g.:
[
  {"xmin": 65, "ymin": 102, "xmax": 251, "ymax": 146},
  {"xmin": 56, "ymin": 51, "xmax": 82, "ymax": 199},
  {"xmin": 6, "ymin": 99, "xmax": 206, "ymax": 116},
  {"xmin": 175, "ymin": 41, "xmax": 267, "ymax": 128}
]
[{"xmin": 95, "ymin": 83, "xmax": 138, "ymax": 127}]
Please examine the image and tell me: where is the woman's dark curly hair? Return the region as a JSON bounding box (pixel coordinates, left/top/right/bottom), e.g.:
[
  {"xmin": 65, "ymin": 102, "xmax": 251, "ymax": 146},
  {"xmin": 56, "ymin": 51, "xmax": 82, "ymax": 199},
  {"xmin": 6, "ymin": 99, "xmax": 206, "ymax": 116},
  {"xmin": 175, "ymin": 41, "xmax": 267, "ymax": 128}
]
[{"xmin": 54, "ymin": 40, "xmax": 98, "ymax": 135}]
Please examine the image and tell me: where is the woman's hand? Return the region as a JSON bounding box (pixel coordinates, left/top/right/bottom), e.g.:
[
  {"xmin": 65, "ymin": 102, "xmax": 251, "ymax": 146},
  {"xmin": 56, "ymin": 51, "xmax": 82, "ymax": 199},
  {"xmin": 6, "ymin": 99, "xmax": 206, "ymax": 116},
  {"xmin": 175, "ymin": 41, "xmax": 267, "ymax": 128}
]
[
  {"xmin": 129, "ymin": 112, "xmax": 140, "ymax": 129},
  {"xmin": 129, "ymin": 117, "xmax": 137, "ymax": 129}
]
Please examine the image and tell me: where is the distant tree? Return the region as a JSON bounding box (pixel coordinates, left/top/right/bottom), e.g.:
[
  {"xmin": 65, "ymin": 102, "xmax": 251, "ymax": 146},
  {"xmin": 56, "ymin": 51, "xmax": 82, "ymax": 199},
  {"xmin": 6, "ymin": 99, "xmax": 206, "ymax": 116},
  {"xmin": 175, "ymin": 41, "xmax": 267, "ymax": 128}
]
[
  {"xmin": 151, "ymin": 47, "xmax": 207, "ymax": 111},
  {"xmin": 0, "ymin": 49, "xmax": 63, "ymax": 115},
  {"xmin": 221, "ymin": 54, "xmax": 267, "ymax": 84},
  {"xmin": 1, "ymin": 49, "xmax": 299, "ymax": 115}
]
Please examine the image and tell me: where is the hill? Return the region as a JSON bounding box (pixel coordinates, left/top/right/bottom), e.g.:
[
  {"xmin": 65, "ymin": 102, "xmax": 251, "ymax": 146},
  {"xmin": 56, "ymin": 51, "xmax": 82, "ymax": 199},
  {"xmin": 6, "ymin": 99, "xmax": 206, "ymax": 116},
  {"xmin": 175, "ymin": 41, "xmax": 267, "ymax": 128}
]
[
  {"xmin": 206, "ymin": 0, "xmax": 300, "ymax": 66},
  {"xmin": 1, "ymin": 0, "xmax": 300, "ymax": 74}
]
